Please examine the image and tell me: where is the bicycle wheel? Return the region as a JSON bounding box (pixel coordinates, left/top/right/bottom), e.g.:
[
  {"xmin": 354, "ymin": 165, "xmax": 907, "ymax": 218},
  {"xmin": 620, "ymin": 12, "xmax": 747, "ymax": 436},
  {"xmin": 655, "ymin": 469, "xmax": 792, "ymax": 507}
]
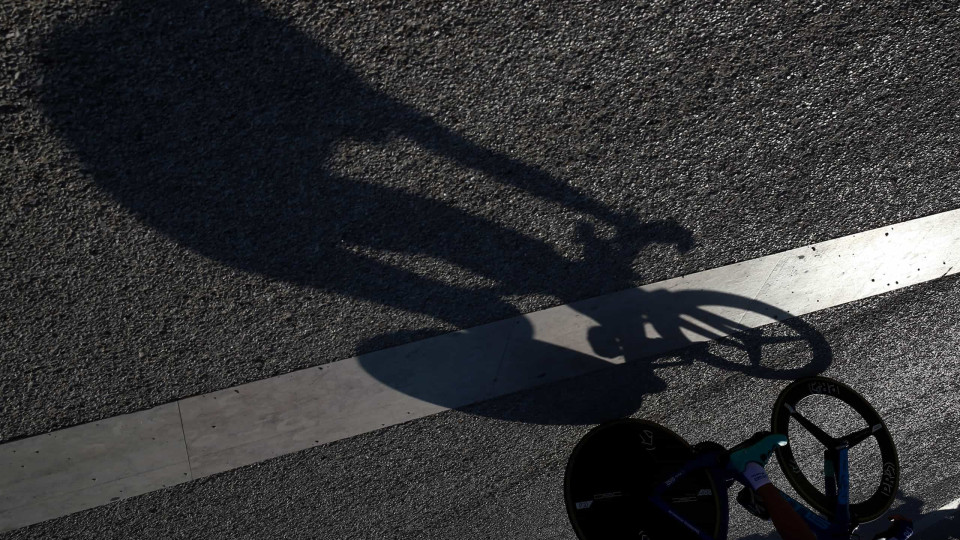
[
  {"xmin": 771, "ymin": 377, "xmax": 899, "ymax": 523},
  {"xmin": 564, "ymin": 419, "xmax": 723, "ymax": 540}
]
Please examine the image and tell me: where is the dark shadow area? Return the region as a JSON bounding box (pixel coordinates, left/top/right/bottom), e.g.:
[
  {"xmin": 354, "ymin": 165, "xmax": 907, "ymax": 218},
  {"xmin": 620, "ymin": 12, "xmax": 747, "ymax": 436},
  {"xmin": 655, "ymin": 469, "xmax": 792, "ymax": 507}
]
[
  {"xmin": 870, "ymin": 491, "xmax": 960, "ymax": 540},
  {"xmin": 359, "ymin": 287, "xmax": 832, "ymax": 425},
  {"xmin": 39, "ymin": 1, "xmax": 832, "ymax": 427},
  {"xmin": 38, "ymin": 0, "xmax": 691, "ymax": 330},
  {"xmin": 917, "ymin": 506, "xmax": 960, "ymax": 539}
]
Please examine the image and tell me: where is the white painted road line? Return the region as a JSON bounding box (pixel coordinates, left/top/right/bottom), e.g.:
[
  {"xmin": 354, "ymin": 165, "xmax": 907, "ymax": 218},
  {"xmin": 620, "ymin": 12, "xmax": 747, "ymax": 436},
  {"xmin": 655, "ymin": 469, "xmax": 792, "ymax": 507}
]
[
  {"xmin": 941, "ymin": 497, "xmax": 960, "ymax": 510},
  {"xmin": 2, "ymin": 209, "xmax": 959, "ymax": 531},
  {"xmin": 0, "ymin": 404, "xmax": 190, "ymax": 531}
]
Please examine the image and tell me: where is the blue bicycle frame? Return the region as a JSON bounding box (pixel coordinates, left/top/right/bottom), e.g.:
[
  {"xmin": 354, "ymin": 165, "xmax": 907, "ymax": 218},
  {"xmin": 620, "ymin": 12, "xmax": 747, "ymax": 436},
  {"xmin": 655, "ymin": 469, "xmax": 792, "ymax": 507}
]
[{"xmin": 648, "ymin": 445, "xmax": 854, "ymax": 540}]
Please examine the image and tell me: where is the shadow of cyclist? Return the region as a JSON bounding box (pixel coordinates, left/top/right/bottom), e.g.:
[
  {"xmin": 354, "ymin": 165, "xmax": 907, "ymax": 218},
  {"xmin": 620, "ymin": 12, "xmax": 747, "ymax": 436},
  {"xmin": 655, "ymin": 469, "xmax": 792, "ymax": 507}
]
[
  {"xmin": 355, "ymin": 215, "xmax": 830, "ymax": 425},
  {"xmin": 39, "ymin": 0, "xmax": 692, "ymax": 331},
  {"xmin": 39, "ymin": 0, "xmax": 831, "ymax": 426},
  {"xmin": 357, "ymin": 284, "xmax": 831, "ymax": 425}
]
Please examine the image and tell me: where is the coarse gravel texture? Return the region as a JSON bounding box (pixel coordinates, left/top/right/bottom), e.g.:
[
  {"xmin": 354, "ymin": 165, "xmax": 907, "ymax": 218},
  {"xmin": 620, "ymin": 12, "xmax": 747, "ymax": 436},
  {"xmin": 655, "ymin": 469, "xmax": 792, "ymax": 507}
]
[
  {"xmin": 3, "ymin": 271, "xmax": 958, "ymax": 539},
  {"xmin": 3, "ymin": 0, "xmax": 960, "ymax": 442}
]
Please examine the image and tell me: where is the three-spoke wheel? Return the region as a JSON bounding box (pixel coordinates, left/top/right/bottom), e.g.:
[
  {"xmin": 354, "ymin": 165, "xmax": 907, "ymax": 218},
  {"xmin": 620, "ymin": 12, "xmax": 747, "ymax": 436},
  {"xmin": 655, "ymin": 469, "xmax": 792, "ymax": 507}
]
[{"xmin": 771, "ymin": 376, "xmax": 899, "ymax": 523}]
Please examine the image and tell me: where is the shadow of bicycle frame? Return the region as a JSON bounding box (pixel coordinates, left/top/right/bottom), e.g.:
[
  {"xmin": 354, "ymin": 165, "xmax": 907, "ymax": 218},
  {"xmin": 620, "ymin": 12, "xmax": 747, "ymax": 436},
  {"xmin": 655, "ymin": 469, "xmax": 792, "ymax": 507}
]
[{"xmin": 358, "ymin": 287, "xmax": 833, "ymax": 425}]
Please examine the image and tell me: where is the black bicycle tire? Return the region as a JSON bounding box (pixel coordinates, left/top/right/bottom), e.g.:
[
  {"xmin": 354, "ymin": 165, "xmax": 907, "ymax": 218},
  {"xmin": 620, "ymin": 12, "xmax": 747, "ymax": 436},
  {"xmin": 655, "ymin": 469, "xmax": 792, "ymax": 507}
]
[
  {"xmin": 771, "ymin": 376, "xmax": 899, "ymax": 523},
  {"xmin": 564, "ymin": 419, "xmax": 723, "ymax": 540}
]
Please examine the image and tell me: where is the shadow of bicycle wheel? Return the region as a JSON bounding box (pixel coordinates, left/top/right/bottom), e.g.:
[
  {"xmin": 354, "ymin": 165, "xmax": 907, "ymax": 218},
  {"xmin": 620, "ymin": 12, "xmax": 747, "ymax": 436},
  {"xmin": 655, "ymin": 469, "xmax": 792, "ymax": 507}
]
[{"xmin": 357, "ymin": 287, "xmax": 832, "ymax": 425}]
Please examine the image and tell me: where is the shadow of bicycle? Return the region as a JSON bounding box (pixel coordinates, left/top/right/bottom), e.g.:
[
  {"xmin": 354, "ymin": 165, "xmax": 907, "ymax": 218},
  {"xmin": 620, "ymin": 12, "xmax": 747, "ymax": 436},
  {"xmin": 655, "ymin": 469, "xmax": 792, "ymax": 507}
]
[
  {"xmin": 38, "ymin": 0, "xmax": 832, "ymax": 428},
  {"xmin": 358, "ymin": 286, "xmax": 832, "ymax": 425}
]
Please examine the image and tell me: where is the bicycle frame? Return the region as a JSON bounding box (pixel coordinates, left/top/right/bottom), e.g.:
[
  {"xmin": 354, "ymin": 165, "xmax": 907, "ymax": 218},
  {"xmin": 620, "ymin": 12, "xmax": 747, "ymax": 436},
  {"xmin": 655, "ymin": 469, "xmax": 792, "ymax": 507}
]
[
  {"xmin": 647, "ymin": 446, "xmax": 855, "ymax": 540},
  {"xmin": 650, "ymin": 450, "xmax": 731, "ymax": 540}
]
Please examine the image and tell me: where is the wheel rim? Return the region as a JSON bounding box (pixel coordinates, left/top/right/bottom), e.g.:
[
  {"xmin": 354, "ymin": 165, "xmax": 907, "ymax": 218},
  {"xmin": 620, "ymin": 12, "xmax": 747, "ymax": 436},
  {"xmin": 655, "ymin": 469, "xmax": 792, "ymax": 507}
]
[
  {"xmin": 564, "ymin": 419, "xmax": 722, "ymax": 540},
  {"xmin": 771, "ymin": 377, "xmax": 899, "ymax": 523}
]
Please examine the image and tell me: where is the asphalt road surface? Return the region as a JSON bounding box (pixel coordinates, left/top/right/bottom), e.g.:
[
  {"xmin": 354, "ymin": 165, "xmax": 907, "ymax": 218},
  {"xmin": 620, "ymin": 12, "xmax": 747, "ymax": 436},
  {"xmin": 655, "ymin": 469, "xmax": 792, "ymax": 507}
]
[
  {"xmin": 5, "ymin": 273, "xmax": 959, "ymax": 539},
  {"xmin": 2, "ymin": 0, "xmax": 959, "ymax": 538}
]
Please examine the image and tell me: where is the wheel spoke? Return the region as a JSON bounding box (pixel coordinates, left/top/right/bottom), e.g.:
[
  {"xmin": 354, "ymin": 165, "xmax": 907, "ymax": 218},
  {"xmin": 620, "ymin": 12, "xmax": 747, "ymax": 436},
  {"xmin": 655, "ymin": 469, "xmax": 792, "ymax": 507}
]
[
  {"xmin": 668, "ymin": 491, "xmax": 711, "ymax": 504},
  {"xmin": 590, "ymin": 491, "xmax": 631, "ymax": 500},
  {"xmin": 574, "ymin": 491, "xmax": 633, "ymax": 508},
  {"xmin": 787, "ymin": 407, "xmax": 835, "ymax": 446},
  {"xmin": 842, "ymin": 424, "xmax": 883, "ymax": 448}
]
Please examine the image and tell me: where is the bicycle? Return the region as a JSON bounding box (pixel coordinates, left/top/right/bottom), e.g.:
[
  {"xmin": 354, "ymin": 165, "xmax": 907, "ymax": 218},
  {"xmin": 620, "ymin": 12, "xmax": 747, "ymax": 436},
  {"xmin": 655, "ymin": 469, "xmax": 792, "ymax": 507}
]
[{"xmin": 564, "ymin": 376, "xmax": 911, "ymax": 539}]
